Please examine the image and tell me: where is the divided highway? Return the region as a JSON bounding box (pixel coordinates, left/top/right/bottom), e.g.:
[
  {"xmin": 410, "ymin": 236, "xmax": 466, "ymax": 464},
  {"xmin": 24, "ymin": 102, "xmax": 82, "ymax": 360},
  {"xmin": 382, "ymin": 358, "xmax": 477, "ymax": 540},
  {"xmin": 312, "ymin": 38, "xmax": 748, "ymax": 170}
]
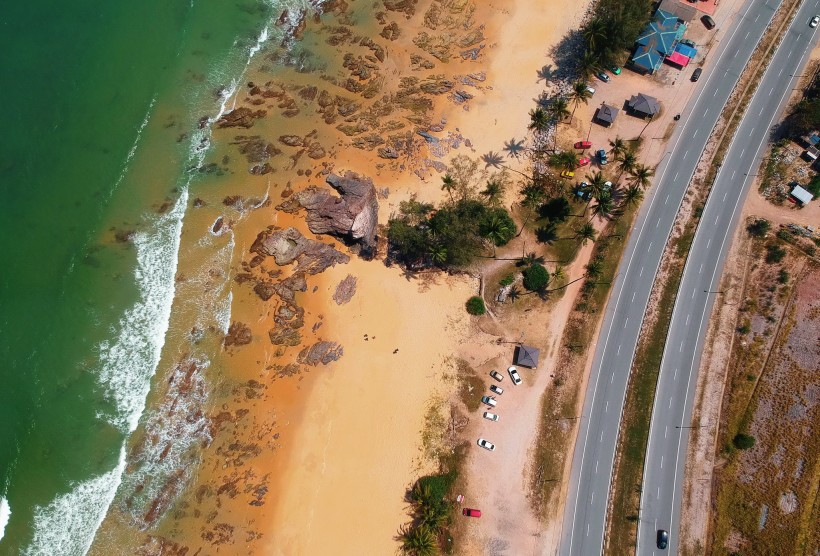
[
  {"xmin": 558, "ymin": 0, "xmax": 787, "ymax": 554},
  {"xmin": 637, "ymin": 0, "xmax": 819, "ymax": 553}
]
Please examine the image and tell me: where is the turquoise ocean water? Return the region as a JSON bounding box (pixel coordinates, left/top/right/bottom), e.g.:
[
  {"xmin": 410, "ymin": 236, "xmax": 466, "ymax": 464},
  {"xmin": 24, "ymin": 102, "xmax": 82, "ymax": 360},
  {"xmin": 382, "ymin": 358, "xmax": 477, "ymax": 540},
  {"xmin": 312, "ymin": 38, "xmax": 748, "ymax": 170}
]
[{"xmin": 0, "ymin": 0, "xmax": 313, "ymax": 552}]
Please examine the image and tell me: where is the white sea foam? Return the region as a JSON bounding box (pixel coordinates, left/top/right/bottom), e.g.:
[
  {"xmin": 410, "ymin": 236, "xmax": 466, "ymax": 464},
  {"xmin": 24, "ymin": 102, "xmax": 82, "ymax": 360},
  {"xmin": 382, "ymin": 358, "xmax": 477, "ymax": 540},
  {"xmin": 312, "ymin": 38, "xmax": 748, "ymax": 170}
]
[
  {"xmin": 0, "ymin": 497, "xmax": 10, "ymax": 543},
  {"xmin": 24, "ymin": 448, "xmax": 126, "ymax": 556},
  {"xmin": 97, "ymin": 188, "xmax": 189, "ymax": 433}
]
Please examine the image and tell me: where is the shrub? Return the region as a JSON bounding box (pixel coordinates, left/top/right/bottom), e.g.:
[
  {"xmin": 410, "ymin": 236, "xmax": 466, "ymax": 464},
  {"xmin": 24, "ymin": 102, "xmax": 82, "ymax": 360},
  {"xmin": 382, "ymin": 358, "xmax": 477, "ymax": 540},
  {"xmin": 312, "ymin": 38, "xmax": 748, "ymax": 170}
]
[
  {"xmin": 765, "ymin": 243, "xmax": 786, "ymax": 263},
  {"xmin": 732, "ymin": 433, "xmax": 755, "ymax": 450},
  {"xmin": 465, "ymin": 296, "xmax": 486, "ymax": 315},
  {"xmin": 478, "ymin": 207, "xmax": 516, "ymax": 247},
  {"xmin": 747, "ymin": 218, "xmax": 770, "ymax": 238},
  {"xmin": 500, "ymin": 273, "xmax": 515, "ymax": 286},
  {"xmin": 523, "ymin": 263, "xmax": 550, "ymax": 291},
  {"xmin": 540, "ymin": 196, "xmax": 572, "ymax": 222},
  {"xmin": 778, "ymin": 268, "xmax": 789, "ymax": 284},
  {"xmin": 737, "ymin": 323, "xmax": 751, "ymax": 334}
]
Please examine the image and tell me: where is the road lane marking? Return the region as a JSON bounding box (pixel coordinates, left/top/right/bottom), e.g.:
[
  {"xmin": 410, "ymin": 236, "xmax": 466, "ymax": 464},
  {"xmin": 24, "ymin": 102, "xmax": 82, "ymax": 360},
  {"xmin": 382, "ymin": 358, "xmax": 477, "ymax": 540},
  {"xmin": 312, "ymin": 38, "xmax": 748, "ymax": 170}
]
[
  {"xmin": 750, "ymin": 127, "xmax": 755, "ymax": 136},
  {"xmin": 600, "ymin": 430, "xmax": 604, "ymax": 442},
  {"xmin": 731, "ymin": 170, "xmax": 736, "ymax": 179},
  {"xmin": 656, "ymin": 217, "xmax": 661, "ymax": 228},
  {"xmin": 665, "ymin": 194, "xmax": 669, "ymax": 205},
  {"xmin": 691, "ymin": 288, "xmax": 696, "ymax": 299},
  {"xmin": 617, "ymin": 345, "xmax": 621, "ymax": 355},
  {"xmin": 680, "ymin": 340, "xmax": 684, "ymax": 352},
  {"xmin": 733, "ymin": 49, "xmax": 739, "ymax": 58},
  {"xmin": 624, "ymin": 317, "xmax": 629, "ymax": 328},
  {"xmin": 713, "ymin": 89, "xmax": 718, "ymax": 97},
  {"xmin": 657, "ymin": 487, "xmax": 661, "ymax": 499},
  {"xmin": 683, "ymin": 150, "xmax": 689, "ymax": 159},
  {"xmin": 744, "ymin": 31, "xmax": 749, "ymax": 40},
  {"xmin": 769, "ymin": 87, "xmax": 774, "ymax": 95},
  {"xmin": 741, "ymin": 148, "xmax": 745, "ymax": 157},
  {"xmin": 648, "ymin": 242, "xmax": 653, "ymax": 250},
  {"xmin": 674, "ymin": 368, "xmax": 678, "ymax": 380},
  {"xmin": 674, "ymin": 171, "xmax": 679, "ymax": 181},
  {"xmin": 755, "ymin": 13, "xmax": 759, "ymax": 21},
  {"xmin": 611, "ymin": 374, "xmax": 614, "ymax": 384},
  {"xmin": 707, "ymin": 238, "xmax": 712, "ymax": 249},
  {"xmin": 687, "ymin": 313, "xmax": 691, "ymax": 325},
  {"xmin": 661, "ymin": 455, "xmax": 664, "ymax": 469},
  {"xmin": 640, "ymin": 266, "xmax": 644, "ymax": 277},
  {"xmin": 723, "ymin": 191, "xmax": 728, "ymax": 201},
  {"xmin": 665, "ymin": 425, "xmax": 668, "ymax": 438},
  {"xmin": 693, "ymin": 129, "xmax": 699, "ymax": 138},
  {"xmin": 669, "ymin": 396, "xmax": 673, "ymax": 408},
  {"xmin": 699, "ymin": 263, "xmax": 703, "ymax": 274},
  {"xmin": 587, "ymin": 524, "xmax": 590, "ymax": 536},
  {"xmin": 605, "ymin": 401, "xmax": 609, "ymax": 413},
  {"xmin": 632, "ymin": 291, "xmax": 636, "ymax": 302},
  {"xmin": 591, "ymin": 492, "xmax": 594, "ymax": 505},
  {"xmin": 778, "ymin": 67, "xmax": 784, "ymax": 76},
  {"xmin": 596, "ymin": 460, "xmax": 599, "ymax": 474}
]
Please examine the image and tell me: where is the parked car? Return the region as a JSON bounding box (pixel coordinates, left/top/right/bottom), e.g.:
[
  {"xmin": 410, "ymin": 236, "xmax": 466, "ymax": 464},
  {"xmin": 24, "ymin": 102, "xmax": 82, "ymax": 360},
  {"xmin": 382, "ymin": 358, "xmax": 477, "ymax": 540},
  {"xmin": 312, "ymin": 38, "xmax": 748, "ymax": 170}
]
[
  {"xmin": 691, "ymin": 67, "xmax": 702, "ymax": 82},
  {"xmin": 610, "ymin": 66, "xmax": 622, "ymax": 75},
  {"xmin": 597, "ymin": 148, "xmax": 608, "ymax": 165},
  {"xmin": 811, "ymin": 15, "xmax": 819, "ymax": 27},
  {"xmin": 596, "ymin": 71, "xmax": 611, "ymax": 83},
  {"xmin": 578, "ymin": 157, "xmax": 590, "ymax": 167},
  {"xmin": 603, "ymin": 181, "xmax": 613, "ymax": 190},
  {"xmin": 481, "ymin": 395, "xmax": 497, "ymax": 407},
  {"xmin": 701, "ymin": 15, "xmax": 716, "ymax": 29},
  {"xmin": 508, "ymin": 366, "xmax": 522, "ymax": 385},
  {"xmin": 462, "ymin": 508, "xmax": 482, "ymax": 517},
  {"xmin": 483, "ymin": 412, "xmax": 499, "ymax": 422},
  {"xmin": 585, "ymin": 85, "xmax": 596, "ymax": 96},
  {"xmin": 656, "ymin": 529, "xmax": 669, "ymax": 550},
  {"xmin": 477, "ymin": 438, "xmax": 496, "ymax": 451},
  {"xmin": 560, "ymin": 170, "xmax": 575, "ymax": 178},
  {"xmin": 489, "ymin": 384, "xmax": 504, "ymax": 395},
  {"xmin": 574, "ymin": 140, "xmax": 592, "ymax": 149},
  {"xmin": 680, "ymin": 38, "xmax": 696, "ymax": 48},
  {"xmin": 489, "ymin": 370, "xmax": 504, "ymax": 382}
]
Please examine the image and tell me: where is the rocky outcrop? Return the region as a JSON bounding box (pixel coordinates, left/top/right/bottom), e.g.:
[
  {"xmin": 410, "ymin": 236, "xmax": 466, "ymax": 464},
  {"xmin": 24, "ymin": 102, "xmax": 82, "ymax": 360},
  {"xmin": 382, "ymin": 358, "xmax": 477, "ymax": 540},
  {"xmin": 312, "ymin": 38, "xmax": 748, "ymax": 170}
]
[
  {"xmin": 333, "ymin": 275, "xmax": 357, "ymax": 305},
  {"xmin": 250, "ymin": 226, "xmax": 349, "ymax": 274},
  {"xmin": 276, "ymin": 171, "xmax": 379, "ymax": 258},
  {"xmin": 224, "ymin": 322, "xmax": 252, "ymax": 347},
  {"xmin": 216, "ymin": 107, "xmax": 267, "ymax": 129},
  {"xmin": 298, "ymin": 341, "xmax": 344, "ymax": 366}
]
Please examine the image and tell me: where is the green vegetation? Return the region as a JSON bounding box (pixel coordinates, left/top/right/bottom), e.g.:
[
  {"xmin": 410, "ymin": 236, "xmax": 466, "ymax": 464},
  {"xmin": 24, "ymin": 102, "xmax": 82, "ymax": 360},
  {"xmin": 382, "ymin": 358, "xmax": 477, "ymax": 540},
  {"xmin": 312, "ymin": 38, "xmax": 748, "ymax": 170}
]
[
  {"xmin": 732, "ymin": 433, "xmax": 756, "ymax": 450},
  {"xmin": 522, "ymin": 263, "xmax": 550, "ymax": 292},
  {"xmin": 783, "ymin": 73, "xmax": 820, "ymax": 137},
  {"xmin": 500, "ymin": 273, "xmax": 515, "ymax": 286},
  {"xmin": 579, "ymin": 0, "xmax": 653, "ymax": 76},
  {"xmin": 465, "ymin": 296, "xmax": 486, "ymax": 316},
  {"xmin": 765, "ymin": 242, "xmax": 786, "ymax": 263},
  {"xmin": 747, "ymin": 218, "xmax": 770, "ymax": 238}
]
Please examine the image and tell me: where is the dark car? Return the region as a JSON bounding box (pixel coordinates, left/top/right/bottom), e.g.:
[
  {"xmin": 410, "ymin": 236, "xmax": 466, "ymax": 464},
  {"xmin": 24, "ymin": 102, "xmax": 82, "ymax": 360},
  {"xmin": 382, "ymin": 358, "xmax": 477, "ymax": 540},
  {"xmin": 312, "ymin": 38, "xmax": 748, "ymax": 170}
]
[
  {"xmin": 702, "ymin": 15, "xmax": 716, "ymax": 29},
  {"xmin": 596, "ymin": 71, "xmax": 611, "ymax": 83},
  {"xmin": 691, "ymin": 67, "xmax": 702, "ymax": 82},
  {"xmin": 657, "ymin": 529, "xmax": 669, "ymax": 550}
]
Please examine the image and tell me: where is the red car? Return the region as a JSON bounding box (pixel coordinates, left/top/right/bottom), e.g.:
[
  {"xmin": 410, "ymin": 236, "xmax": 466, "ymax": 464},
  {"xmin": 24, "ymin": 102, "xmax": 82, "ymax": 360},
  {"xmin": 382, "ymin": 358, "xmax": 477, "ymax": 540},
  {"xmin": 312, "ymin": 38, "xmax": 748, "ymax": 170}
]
[
  {"xmin": 577, "ymin": 157, "xmax": 590, "ymax": 167},
  {"xmin": 574, "ymin": 140, "xmax": 592, "ymax": 149},
  {"xmin": 462, "ymin": 508, "xmax": 482, "ymax": 518}
]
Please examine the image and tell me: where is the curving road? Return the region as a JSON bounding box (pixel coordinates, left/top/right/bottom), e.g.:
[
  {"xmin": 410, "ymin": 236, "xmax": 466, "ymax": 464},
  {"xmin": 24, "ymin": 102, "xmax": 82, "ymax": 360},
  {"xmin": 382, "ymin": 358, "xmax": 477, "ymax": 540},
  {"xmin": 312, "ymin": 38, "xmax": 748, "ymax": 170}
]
[
  {"xmin": 637, "ymin": 1, "xmax": 819, "ymax": 554},
  {"xmin": 558, "ymin": 0, "xmax": 789, "ymax": 554}
]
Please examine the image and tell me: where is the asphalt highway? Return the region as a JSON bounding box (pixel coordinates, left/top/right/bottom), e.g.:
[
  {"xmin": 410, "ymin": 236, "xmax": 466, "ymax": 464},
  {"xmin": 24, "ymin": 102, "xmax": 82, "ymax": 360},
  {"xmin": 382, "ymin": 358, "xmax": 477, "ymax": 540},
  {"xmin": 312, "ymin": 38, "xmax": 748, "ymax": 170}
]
[
  {"xmin": 558, "ymin": 0, "xmax": 791, "ymax": 554},
  {"xmin": 636, "ymin": 1, "xmax": 820, "ymax": 554}
]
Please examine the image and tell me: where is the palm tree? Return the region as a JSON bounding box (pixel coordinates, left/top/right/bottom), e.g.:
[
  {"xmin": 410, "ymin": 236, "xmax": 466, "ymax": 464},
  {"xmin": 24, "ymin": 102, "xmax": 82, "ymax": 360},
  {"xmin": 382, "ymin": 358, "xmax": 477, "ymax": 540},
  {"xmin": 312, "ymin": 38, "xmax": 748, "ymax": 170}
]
[
  {"xmin": 582, "ymin": 18, "xmax": 607, "ymax": 53},
  {"xmin": 400, "ymin": 524, "xmax": 437, "ymax": 556},
  {"xmin": 519, "ymin": 252, "xmax": 546, "ymax": 267},
  {"xmin": 549, "ymin": 151, "xmax": 579, "ymax": 170},
  {"xmin": 480, "ymin": 179, "xmax": 505, "ymax": 206},
  {"xmin": 427, "ymin": 242, "xmax": 448, "ymax": 266},
  {"xmin": 569, "ymin": 81, "xmax": 592, "ymax": 122},
  {"xmin": 536, "ymin": 223, "xmax": 559, "ymax": 244},
  {"xmin": 622, "ymin": 184, "xmax": 644, "ymax": 208},
  {"xmin": 419, "ymin": 501, "xmax": 450, "ymax": 530},
  {"xmin": 617, "ymin": 150, "xmax": 637, "ymax": 180},
  {"xmin": 549, "ymin": 98, "xmax": 570, "ymax": 125},
  {"xmin": 507, "ymin": 285, "xmax": 522, "ymax": 303},
  {"xmin": 588, "ymin": 192, "xmax": 616, "ymax": 224},
  {"xmin": 578, "ymin": 49, "xmax": 602, "ymax": 80},
  {"xmin": 585, "ymin": 258, "xmax": 604, "ymax": 280},
  {"xmin": 480, "ymin": 212, "xmax": 515, "ymax": 255},
  {"xmin": 441, "ymin": 174, "xmax": 455, "ymax": 202},
  {"xmin": 552, "ymin": 265, "xmax": 566, "ymax": 282},
  {"xmin": 517, "ymin": 184, "xmax": 546, "ymax": 236},
  {"xmin": 630, "ymin": 163, "xmax": 655, "ymax": 189},
  {"xmin": 575, "ymin": 223, "xmax": 597, "ymax": 245},
  {"xmin": 529, "ymin": 107, "xmax": 550, "ymax": 132},
  {"xmin": 608, "ymin": 136, "xmax": 627, "ymax": 161}
]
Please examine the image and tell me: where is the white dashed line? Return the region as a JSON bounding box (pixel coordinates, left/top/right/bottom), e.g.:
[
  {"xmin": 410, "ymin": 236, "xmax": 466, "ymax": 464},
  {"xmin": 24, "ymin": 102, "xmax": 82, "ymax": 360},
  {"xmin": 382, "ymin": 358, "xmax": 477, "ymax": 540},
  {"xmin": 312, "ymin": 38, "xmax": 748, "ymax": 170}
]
[
  {"xmin": 680, "ymin": 340, "xmax": 684, "ymax": 352},
  {"xmin": 624, "ymin": 317, "xmax": 629, "ymax": 328},
  {"xmin": 740, "ymin": 148, "xmax": 745, "ymax": 157},
  {"xmin": 600, "ymin": 430, "xmax": 604, "ymax": 442},
  {"xmin": 605, "ymin": 401, "xmax": 609, "ymax": 413},
  {"xmin": 595, "ymin": 460, "xmax": 599, "ymax": 474},
  {"xmin": 674, "ymin": 171, "xmax": 679, "ymax": 181},
  {"xmin": 657, "ymin": 487, "xmax": 661, "ymax": 499},
  {"xmin": 731, "ymin": 170, "xmax": 736, "ymax": 179},
  {"xmin": 699, "ymin": 263, "xmax": 703, "ymax": 274},
  {"xmin": 707, "ymin": 238, "xmax": 712, "ymax": 249},
  {"xmin": 769, "ymin": 87, "xmax": 774, "ymax": 96},
  {"xmin": 683, "ymin": 150, "xmax": 689, "ymax": 159},
  {"xmin": 617, "ymin": 344, "xmax": 621, "ymax": 355},
  {"xmin": 656, "ymin": 217, "xmax": 661, "ymax": 228},
  {"xmin": 632, "ymin": 291, "xmax": 636, "ymax": 302},
  {"xmin": 723, "ymin": 191, "xmax": 728, "ymax": 202},
  {"xmin": 665, "ymin": 194, "xmax": 669, "ymax": 205},
  {"xmin": 686, "ymin": 314, "xmax": 691, "ymax": 326},
  {"xmin": 661, "ymin": 455, "xmax": 664, "ymax": 469},
  {"xmin": 665, "ymin": 426, "xmax": 668, "ymax": 438},
  {"xmin": 669, "ymin": 396, "xmax": 673, "ymax": 409},
  {"xmin": 640, "ymin": 266, "xmax": 644, "ymax": 277},
  {"xmin": 591, "ymin": 492, "xmax": 595, "ymax": 505},
  {"xmin": 674, "ymin": 367, "xmax": 678, "ymax": 380}
]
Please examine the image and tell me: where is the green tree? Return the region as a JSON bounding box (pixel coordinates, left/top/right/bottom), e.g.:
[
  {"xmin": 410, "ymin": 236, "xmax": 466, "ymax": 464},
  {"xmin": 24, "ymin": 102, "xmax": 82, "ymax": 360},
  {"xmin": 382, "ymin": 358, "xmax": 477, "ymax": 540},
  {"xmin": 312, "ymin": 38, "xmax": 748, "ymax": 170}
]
[
  {"xmin": 608, "ymin": 136, "xmax": 627, "ymax": 161},
  {"xmin": 536, "ymin": 223, "xmax": 559, "ymax": 244},
  {"xmin": 517, "ymin": 183, "xmax": 547, "ymax": 235},
  {"xmin": 630, "ymin": 163, "xmax": 655, "ymax": 189},
  {"xmin": 582, "ymin": 17, "xmax": 608, "ymax": 53},
  {"xmin": 585, "ymin": 258, "xmax": 603, "ymax": 280},
  {"xmin": 540, "ymin": 196, "xmax": 572, "ymax": 222},
  {"xmin": 479, "ymin": 208, "xmax": 516, "ymax": 250},
  {"xmin": 747, "ymin": 218, "xmax": 770, "ymax": 238},
  {"xmin": 523, "ymin": 263, "xmax": 551, "ymax": 291},
  {"xmin": 529, "ymin": 107, "xmax": 551, "ymax": 132},
  {"xmin": 732, "ymin": 433, "xmax": 755, "ymax": 450},
  {"xmin": 622, "ymin": 184, "xmax": 644, "ymax": 208},
  {"xmin": 400, "ymin": 524, "xmax": 438, "ymax": 556},
  {"xmin": 570, "ymin": 81, "xmax": 593, "ymax": 122},
  {"xmin": 466, "ymin": 296, "xmax": 486, "ymax": 316},
  {"xmin": 578, "ymin": 49, "xmax": 602, "ymax": 79},
  {"xmin": 588, "ymin": 191, "xmax": 617, "ymax": 224},
  {"xmin": 575, "ymin": 223, "xmax": 597, "ymax": 245},
  {"xmin": 549, "ymin": 151, "xmax": 580, "ymax": 170},
  {"xmin": 441, "ymin": 174, "xmax": 456, "ymax": 202},
  {"xmin": 519, "ymin": 252, "xmax": 546, "ymax": 267},
  {"xmin": 480, "ymin": 179, "xmax": 505, "ymax": 206},
  {"xmin": 618, "ymin": 150, "xmax": 637, "ymax": 179},
  {"xmin": 549, "ymin": 98, "xmax": 571, "ymax": 125}
]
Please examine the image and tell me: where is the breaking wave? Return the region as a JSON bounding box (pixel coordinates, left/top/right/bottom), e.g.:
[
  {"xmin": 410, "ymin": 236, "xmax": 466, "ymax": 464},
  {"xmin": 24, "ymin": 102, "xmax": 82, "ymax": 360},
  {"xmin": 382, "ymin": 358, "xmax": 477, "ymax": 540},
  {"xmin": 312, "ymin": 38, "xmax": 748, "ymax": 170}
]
[{"xmin": 0, "ymin": 497, "xmax": 10, "ymax": 543}]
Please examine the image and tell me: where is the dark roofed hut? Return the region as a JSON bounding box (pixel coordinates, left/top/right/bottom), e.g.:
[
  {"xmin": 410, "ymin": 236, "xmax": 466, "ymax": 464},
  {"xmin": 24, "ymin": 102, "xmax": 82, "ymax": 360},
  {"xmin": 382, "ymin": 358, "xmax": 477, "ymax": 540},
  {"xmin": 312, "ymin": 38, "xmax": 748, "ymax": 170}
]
[
  {"xmin": 628, "ymin": 93, "xmax": 661, "ymax": 119},
  {"xmin": 514, "ymin": 345, "xmax": 540, "ymax": 369},
  {"xmin": 595, "ymin": 103, "xmax": 620, "ymax": 127}
]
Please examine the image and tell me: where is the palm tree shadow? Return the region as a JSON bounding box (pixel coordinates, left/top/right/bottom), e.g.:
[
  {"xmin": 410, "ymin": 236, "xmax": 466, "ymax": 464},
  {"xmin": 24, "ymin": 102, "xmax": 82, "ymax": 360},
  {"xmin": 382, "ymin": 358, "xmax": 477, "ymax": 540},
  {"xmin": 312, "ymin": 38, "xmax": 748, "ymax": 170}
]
[
  {"xmin": 503, "ymin": 138, "xmax": 526, "ymax": 158},
  {"xmin": 537, "ymin": 64, "xmax": 556, "ymax": 83},
  {"xmin": 482, "ymin": 151, "xmax": 506, "ymax": 168},
  {"xmin": 549, "ymin": 29, "xmax": 585, "ymax": 80}
]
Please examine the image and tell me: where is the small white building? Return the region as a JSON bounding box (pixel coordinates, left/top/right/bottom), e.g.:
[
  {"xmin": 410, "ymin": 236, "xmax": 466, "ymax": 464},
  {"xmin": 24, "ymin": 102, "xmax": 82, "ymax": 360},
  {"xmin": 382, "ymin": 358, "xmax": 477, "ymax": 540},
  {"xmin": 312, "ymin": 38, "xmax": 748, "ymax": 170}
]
[{"xmin": 791, "ymin": 184, "xmax": 814, "ymax": 206}]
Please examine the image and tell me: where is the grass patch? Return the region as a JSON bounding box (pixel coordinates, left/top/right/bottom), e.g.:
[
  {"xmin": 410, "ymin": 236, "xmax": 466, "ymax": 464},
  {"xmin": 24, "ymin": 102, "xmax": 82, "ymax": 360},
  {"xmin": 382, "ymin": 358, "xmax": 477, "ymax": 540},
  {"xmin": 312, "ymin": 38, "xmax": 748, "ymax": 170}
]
[{"xmin": 455, "ymin": 358, "xmax": 484, "ymax": 412}]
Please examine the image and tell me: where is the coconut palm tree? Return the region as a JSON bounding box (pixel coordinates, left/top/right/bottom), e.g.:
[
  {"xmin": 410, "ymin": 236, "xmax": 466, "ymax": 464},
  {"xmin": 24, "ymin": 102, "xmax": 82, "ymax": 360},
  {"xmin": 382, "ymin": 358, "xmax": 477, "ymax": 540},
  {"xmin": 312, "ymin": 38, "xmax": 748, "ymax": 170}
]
[
  {"xmin": 419, "ymin": 500, "xmax": 450, "ymax": 530},
  {"xmin": 585, "ymin": 258, "xmax": 604, "ymax": 280},
  {"xmin": 588, "ymin": 192, "xmax": 616, "ymax": 225},
  {"xmin": 578, "ymin": 49, "xmax": 602, "ymax": 80},
  {"xmin": 427, "ymin": 242, "xmax": 448, "ymax": 266},
  {"xmin": 617, "ymin": 150, "xmax": 637, "ymax": 180},
  {"xmin": 575, "ymin": 222, "xmax": 597, "ymax": 245},
  {"xmin": 480, "ymin": 212, "xmax": 515, "ymax": 255},
  {"xmin": 630, "ymin": 163, "xmax": 655, "ymax": 189},
  {"xmin": 441, "ymin": 174, "xmax": 455, "ymax": 202},
  {"xmin": 507, "ymin": 285, "xmax": 522, "ymax": 303},
  {"xmin": 582, "ymin": 18, "xmax": 607, "ymax": 53},
  {"xmin": 519, "ymin": 252, "xmax": 546, "ymax": 267},
  {"xmin": 622, "ymin": 184, "xmax": 644, "ymax": 208},
  {"xmin": 608, "ymin": 136, "xmax": 627, "ymax": 161},
  {"xmin": 517, "ymin": 184, "xmax": 546, "ymax": 236},
  {"xmin": 569, "ymin": 81, "xmax": 592, "ymax": 122},
  {"xmin": 529, "ymin": 107, "xmax": 551, "ymax": 132},
  {"xmin": 552, "ymin": 265, "xmax": 566, "ymax": 282},
  {"xmin": 549, "ymin": 150, "xmax": 579, "ymax": 170},
  {"xmin": 536, "ymin": 222, "xmax": 559, "ymax": 244},
  {"xmin": 480, "ymin": 179, "xmax": 505, "ymax": 206},
  {"xmin": 549, "ymin": 98, "xmax": 570, "ymax": 125},
  {"xmin": 400, "ymin": 524, "xmax": 437, "ymax": 556}
]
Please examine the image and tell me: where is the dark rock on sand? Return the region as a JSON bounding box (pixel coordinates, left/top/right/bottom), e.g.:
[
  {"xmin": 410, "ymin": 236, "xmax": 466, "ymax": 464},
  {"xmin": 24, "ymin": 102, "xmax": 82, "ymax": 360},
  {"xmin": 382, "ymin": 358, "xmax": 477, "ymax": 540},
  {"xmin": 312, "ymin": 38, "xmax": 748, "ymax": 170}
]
[
  {"xmin": 297, "ymin": 341, "xmax": 344, "ymax": 366},
  {"xmin": 275, "ymin": 171, "xmax": 379, "ymax": 258},
  {"xmin": 217, "ymin": 107, "xmax": 267, "ymax": 129},
  {"xmin": 224, "ymin": 322, "xmax": 252, "ymax": 347},
  {"xmin": 250, "ymin": 226, "xmax": 349, "ymax": 273},
  {"xmin": 333, "ymin": 275, "xmax": 358, "ymax": 305}
]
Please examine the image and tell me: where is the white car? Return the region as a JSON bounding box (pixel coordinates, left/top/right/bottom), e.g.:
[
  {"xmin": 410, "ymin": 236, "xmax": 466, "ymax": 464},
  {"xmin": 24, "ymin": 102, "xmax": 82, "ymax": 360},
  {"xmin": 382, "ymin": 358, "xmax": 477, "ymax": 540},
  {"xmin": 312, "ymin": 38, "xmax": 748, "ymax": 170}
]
[
  {"xmin": 483, "ymin": 412, "xmax": 499, "ymax": 422},
  {"xmin": 481, "ymin": 395, "xmax": 497, "ymax": 407},
  {"xmin": 477, "ymin": 438, "xmax": 496, "ymax": 451},
  {"xmin": 489, "ymin": 370, "xmax": 504, "ymax": 382},
  {"xmin": 489, "ymin": 384, "xmax": 504, "ymax": 395},
  {"xmin": 508, "ymin": 366, "xmax": 522, "ymax": 385},
  {"xmin": 811, "ymin": 15, "xmax": 819, "ymax": 27}
]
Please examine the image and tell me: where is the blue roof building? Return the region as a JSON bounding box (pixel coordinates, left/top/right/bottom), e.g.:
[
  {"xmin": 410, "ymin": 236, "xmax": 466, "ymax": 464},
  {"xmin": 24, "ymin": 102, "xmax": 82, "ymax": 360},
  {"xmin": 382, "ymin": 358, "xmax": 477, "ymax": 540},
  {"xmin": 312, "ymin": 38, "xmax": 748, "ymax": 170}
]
[{"xmin": 631, "ymin": 9, "xmax": 682, "ymax": 74}]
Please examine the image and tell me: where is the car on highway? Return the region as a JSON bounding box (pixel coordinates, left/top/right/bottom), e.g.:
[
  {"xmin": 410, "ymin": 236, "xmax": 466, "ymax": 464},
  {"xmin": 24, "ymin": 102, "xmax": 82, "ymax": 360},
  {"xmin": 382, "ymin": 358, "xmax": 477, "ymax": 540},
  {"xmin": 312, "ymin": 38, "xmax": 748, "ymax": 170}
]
[
  {"xmin": 489, "ymin": 384, "xmax": 504, "ymax": 395},
  {"xmin": 483, "ymin": 412, "xmax": 499, "ymax": 422},
  {"xmin": 477, "ymin": 438, "xmax": 495, "ymax": 451},
  {"xmin": 596, "ymin": 71, "xmax": 610, "ymax": 83},
  {"xmin": 489, "ymin": 370, "xmax": 503, "ymax": 382},
  {"xmin": 508, "ymin": 366, "xmax": 522, "ymax": 385},
  {"xmin": 811, "ymin": 15, "xmax": 819, "ymax": 27},
  {"xmin": 462, "ymin": 508, "xmax": 482, "ymax": 517},
  {"xmin": 691, "ymin": 67, "xmax": 702, "ymax": 82},
  {"xmin": 702, "ymin": 14, "xmax": 715, "ymax": 29},
  {"xmin": 577, "ymin": 157, "xmax": 590, "ymax": 167},
  {"xmin": 656, "ymin": 529, "xmax": 669, "ymax": 549},
  {"xmin": 574, "ymin": 140, "xmax": 592, "ymax": 149},
  {"xmin": 560, "ymin": 170, "xmax": 575, "ymax": 178},
  {"xmin": 481, "ymin": 395, "xmax": 497, "ymax": 407},
  {"xmin": 597, "ymin": 148, "xmax": 608, "ymax": 164}
]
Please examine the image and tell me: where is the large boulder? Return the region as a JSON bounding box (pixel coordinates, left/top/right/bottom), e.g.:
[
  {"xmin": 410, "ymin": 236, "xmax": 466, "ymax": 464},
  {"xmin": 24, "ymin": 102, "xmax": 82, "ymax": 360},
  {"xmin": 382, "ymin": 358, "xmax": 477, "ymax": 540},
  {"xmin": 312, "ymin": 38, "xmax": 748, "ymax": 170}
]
[
  {"xmin": 250, "ymin": 227, "xmax": 349, "ymax": 274},
  {"xmin": 277, "ymin": 171, "xmax": 379, "ymax": 258}
]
